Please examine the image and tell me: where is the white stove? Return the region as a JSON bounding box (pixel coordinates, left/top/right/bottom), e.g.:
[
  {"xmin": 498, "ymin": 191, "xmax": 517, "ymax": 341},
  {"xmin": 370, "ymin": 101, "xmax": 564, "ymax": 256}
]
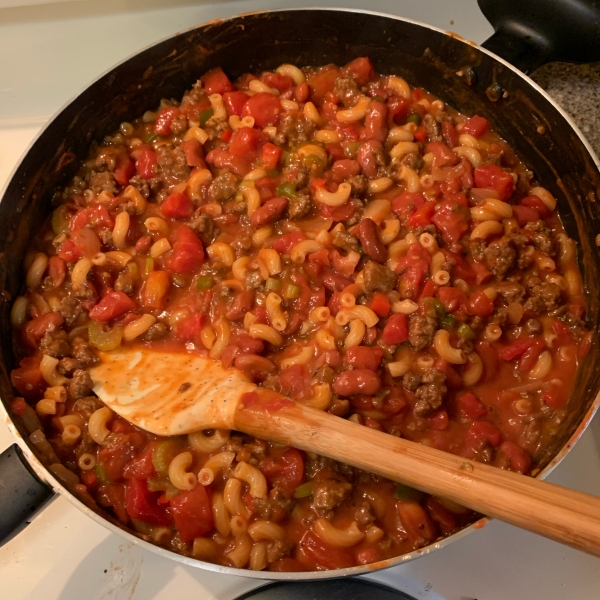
[{"xmin": 1, "ymin": 1, "xmax": 600, "ymax": 598}]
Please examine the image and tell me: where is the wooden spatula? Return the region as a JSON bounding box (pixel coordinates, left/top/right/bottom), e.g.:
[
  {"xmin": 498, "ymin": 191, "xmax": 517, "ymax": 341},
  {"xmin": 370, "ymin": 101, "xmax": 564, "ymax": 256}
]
[{"xmin": 90, "ymin": 348, "xmax": 600, "ymax": 557}]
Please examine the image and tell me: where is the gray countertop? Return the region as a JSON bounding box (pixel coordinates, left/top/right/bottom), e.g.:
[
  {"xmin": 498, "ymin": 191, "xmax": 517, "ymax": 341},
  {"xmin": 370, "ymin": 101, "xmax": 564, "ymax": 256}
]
[{"xmin": 532, "ymin": 61, "xmax": 600, "ymax": 156}]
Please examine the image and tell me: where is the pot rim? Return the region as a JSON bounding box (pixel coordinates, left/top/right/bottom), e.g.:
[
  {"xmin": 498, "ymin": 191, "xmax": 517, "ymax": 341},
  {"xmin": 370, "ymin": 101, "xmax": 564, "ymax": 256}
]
[{"xmin": 1, "ymin": 6, "xmax": 599, "ymax": 581}]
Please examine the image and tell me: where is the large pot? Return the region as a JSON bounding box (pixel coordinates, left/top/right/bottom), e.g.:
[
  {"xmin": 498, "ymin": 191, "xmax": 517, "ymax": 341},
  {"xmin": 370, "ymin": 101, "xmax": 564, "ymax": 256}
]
[{"xmin": 1, "ymin": 7, "xmax": 599, "ymax": 580}]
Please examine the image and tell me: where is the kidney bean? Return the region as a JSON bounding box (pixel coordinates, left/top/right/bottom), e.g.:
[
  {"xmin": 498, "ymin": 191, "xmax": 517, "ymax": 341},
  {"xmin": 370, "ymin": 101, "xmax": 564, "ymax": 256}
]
[
  {"xmin": 235, "ymin": 332, "xmax": 265, "ymax": 354},
  {"xmin": 135, "ymin": 235, "xmax": 152, "ymax": 253},
  {"xmin": 294, "ymin": 81, "xmax": 310, "ymax": 103},
  {"xmin": 362, "ymin": 101, "xmax": 388, "ymax": 142},
  {"xmin": 226, "ymin": 290, "xmax": 254, "ymax": 321},
  {"xmin": 357, "ymin": 218, "xmax": 387, "ymax": 263},
  {"xmin": 333, "ymin": 369, "xmax": 381, "ymax": 396},
  {"xmin": 234, "ymin": 354, "xmax": 276, "ymax": 382},
  {"xmin": 250, "ymin": 196, "xmax": 288, "ymax": 228},
  {"xmin": 322, "ymin": 269, "xmax": 353, "ymax": 292},
  {"xmin": 331, "ymin": 159, "xmax": 361, "ymax": 183},
  {"xmin": 356, "ymin": 140, "xmax": 383, "ymax": 179}
]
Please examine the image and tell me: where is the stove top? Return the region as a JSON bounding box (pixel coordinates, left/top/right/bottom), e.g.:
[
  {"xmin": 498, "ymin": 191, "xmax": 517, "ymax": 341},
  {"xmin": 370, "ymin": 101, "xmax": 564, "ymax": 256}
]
[{"xmin": 1, "ymin": 2, "xmax": 599, "ymax": 599}]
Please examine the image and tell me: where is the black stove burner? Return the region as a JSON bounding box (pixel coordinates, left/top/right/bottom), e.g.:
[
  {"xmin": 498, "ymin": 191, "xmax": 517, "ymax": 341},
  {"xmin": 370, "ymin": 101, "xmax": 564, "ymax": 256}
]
[{"xmin": 234, "ymin": 579, "xmax": 418, "ymax": 600}]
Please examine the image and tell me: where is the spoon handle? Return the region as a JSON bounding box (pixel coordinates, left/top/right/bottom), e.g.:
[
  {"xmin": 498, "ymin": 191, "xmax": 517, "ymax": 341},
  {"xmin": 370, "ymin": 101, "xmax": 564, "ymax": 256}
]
[{"xmin": 235, "ymin": 399, "xmax": 600, "ymax": 557}]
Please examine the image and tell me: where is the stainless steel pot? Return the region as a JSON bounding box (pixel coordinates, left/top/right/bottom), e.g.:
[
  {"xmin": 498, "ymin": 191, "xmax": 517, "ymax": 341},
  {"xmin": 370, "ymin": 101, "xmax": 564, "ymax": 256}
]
[{"xmin": 1, "ymin": 7, "xmax": 599, "ymax": 580}]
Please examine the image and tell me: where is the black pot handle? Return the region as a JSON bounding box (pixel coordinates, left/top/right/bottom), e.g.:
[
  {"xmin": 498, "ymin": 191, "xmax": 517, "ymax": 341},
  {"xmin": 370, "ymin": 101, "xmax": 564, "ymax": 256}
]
[{"xmin": 0, "ymin": 444, "xmax": 55, "ymax": 545}]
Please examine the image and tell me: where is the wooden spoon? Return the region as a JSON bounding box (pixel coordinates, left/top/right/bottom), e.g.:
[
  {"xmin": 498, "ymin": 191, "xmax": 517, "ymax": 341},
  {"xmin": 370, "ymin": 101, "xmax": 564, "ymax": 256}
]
[{"xmin": 90, "ymin": 348, "xmax": 600, "ymax": 557}]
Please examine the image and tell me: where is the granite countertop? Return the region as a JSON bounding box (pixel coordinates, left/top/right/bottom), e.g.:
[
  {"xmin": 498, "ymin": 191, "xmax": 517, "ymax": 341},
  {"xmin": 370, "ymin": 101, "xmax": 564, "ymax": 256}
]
[{"xmin": 532, "ymin": 61, "xmax": 600, "ymax": 156}]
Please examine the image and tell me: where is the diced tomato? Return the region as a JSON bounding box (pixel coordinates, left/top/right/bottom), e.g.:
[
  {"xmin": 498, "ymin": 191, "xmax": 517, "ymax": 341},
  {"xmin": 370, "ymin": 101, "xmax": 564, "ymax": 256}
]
[
  {"xmin": 123, "ymin": 442, "xmax": 158, "ymax": 479},
  {"xmin": 512, "ymin": 204, "xmax": 540, "ymax": 226},
  {"xmin": 467, "ymin": 290, "xmax": 495, "ymax": 317},
  {"xmin": 406, "ymin": 201, "xmax": 436, "ymax": 229},
  {"xmin": 430, "ymin": 410, "xmax": 449, "ymax": 430},
  {"xmin": 413, "ymin": 126, "xmax": 428, "ymax": 142},
  {"xmin": 466, "ymin": 420, "xmax": 503, "ymax": 448},
  {"xmin": 279, "ymin": 364, "xmax": 311, "ymax": 400},
  {"xmin": 346, "ymin": 346, "xmax": 384, "ymax": 371},
  {"xmin": 425, "ymin": 497, "xmax": 459, "ymax": 535},
  {"xmin": 261, "ymin": 72, "xmax": 294, "ymax": 92},
  {"xmin": 434, "ymin": 358, "xmax": 463, "ymax": 388},
  {"xmin": 125, "ymin": 478, "xmax": 171, "ymax": 526},
  {"xmin": 437, "ymin": 286, "xmax": 468, "ymax": 313},
  {"xmin": 261, "ymin": 142, "xmax": 282, "ymax": 170},
  {"xmin": 200, "ymin": 67, "xmax": 234, "ymax": 95},
  {"xmin": 461, "ymin": 115, "xmax": 489, "ymax": 138},
  {"xmin": 300, "ymin": 531, "xmax": 354, "ymax": 570},
  {"xmin": 518, "ymin": 339, "xmax": 545, "ymax": 374},
  {"xmin": 307, "ymin": 66, "xmax": 341, "ymax": 106},
  {"xmin": 370, "ymin": 292, "xmax": 391, "ymax": 317},
  {"xmin": 59, "ymin": 228, "xmax": 101, "ymax": 262},
  {"xmin": 22, "ymin": 312, "xmax": 65, "ymax": 348},
  {"xmin": 170, "ymin": 484, "xmax": 213, "ymax": 542},
  {"xmin": 89, "ymin": 291, "xmax": 136, "ymax": 322},
  {"xmin": 382, "ymin": 313, "xmax": 409, "ymax": 345},
  {"xmin": 386, "ymin": 95, "xmax": 409, "ymax": 125},
  {"xmin": 426, "ymin": 142, "xmax": 459, "ymax": 168},
  {"xmin": 318, "ymin": 201, "xmax": 357, "ymax": 222},
  {"xmin": 181, "ymin": 139, "xmax": 205, "ymax": 167},
  {"xmin": 392, "ymin": 191, "xmax": 426, "ymax": 218},
  {"xmin": 476, "ymin": 341, "xmax": 499, "ymax": 381},
  {"xmin": 69, "ymin": 205, "xmax": 114, "ymax": 232},
  {"xmin": 169, "ymin": 225, "xmax": 204, "ymax": 274},
  {"xmin": 521, "ymin": 195, "xmax": 550, "ymax": 218},
  {"xmin": 80, "ymin": 470, "xmax": 99, "ymax": 491},
  {"xmin": 160, "ymin": 192, "xmax": 194, "ymax": 219},
  {"xmin": 431, "ymin": 195, "xmax": 470, "ymax": 243},
  {"xmin": 273, "ymin": 231, "xmax": 306, "ymax": 254},
  {"xmin": 242, "ymin": 92, "xmax": 282, "ymax": 128},
  {"xmin": 228, "ymin": 126, "xmax": 264, "ymax": 161},
  {"xmin": 140, "ymin": 270, "xmax": 171, "ymax": 309},
  {"xmin": 259, "ymin": 448, "xmax": 304, "ymax": 497},
  {"xmin": 498, "ymin": 441, "xmax": 532, "ymax": 474},
  {"xmin": 342, "ymin": 57, "xmax": 375, "ymax": 86},
  {"xmin": 223, "ymin": 90, "xmax": 250, "ymax": 116},
  {"xmin": 114, "ymin": 153, "xmax": 135, "ymax": 186},
  {"xmin": 419, "ymin": 278, "xmax": 439, "ymax": 299},
  {"xmin": 473, "ymin": 165, "xmax": 515, "ymax": 202},
  {"xmin": 498, "ymin": 338, "xmax": 538, "ymax": 361},
  {"xmin": 10, "ymin": 397, "xmax": 27, "ymax": 417},
  {"xmin": 471, "ymin": 261, "xmax": 493, "ymax": 285},
  {"xmin": 173, "ymin": 313, "xmax": 204, "ymax": 342},
  {"xmin": 153, "ymin": 107, "xmax": 181, "ymax": 135},
  {"xmin": 10, "ymin": 356, "xmax": 45, "ymax": 399},
  {"xmin": 442, "ymin": 121, "xmax": 460, "ymax": 149},
  {"xmin": 136, "ymin": 149, "xmax": 158, "ymax": 179},
  {"xmin": 456, "ymin": 391, "xmax": 487, "ymax": 420},
  {"xmin": 542, "ymin": 387, "xmax": 567, "ymax": 410}
]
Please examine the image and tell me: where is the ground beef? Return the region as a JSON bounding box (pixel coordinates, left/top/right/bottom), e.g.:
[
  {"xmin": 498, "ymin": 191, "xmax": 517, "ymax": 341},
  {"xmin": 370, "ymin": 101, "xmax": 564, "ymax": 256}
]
[
  {"xmin": 414, "ymin": 368, "xmax": 447, "ymax": 417},
  {"xmin": 71, "ymin": 336, "xmax": 99, "ymax": 367},
  {"xmin": 517, "ymin": 246, "xmax": 534, "ymax": 270},
  {"xmin": 188, "ymin": 212, "xmax": 216, "ymax": 245},
  {"xmin": 422, "ymin": 114, "xmax": 443, "ymax": 142},
  {"xmin": 68, "ymin": 369, "xmax": 94, "ymax": 400},
  {"xmin": 288, "ymin": 192, "xmax": 312, "ymax": 219},
  {"xmin": 398, "ymin": 152, "xmax": 425, "ymax": 171},
  {"xmin": 470, "ymin": 239, "xmax": 486, "ymax": 263},
  {"xmin": 39, "ymin": 331, "xmax": 71, "ymax": 358},
  {"xmin": 274, "ymin": 114, "xmax": 316, "ymax": 146},
  {"xmin": 170, "ymin": 114, "xmax": 188, "ymax": 135},
  {"xmin": 267, "ymin": 540, "xmax": 293, "ymax": 564},
  {"xmin": 128, "ymin": 175, "xmax": 150, "ymax": 198},
  {"xmin": 408, "ymin": 314, "xmax": 436, "ymax": 351},
  {"xmin": 524, "ymin": 220, "xmax": 556, "ymax": 256},
  {"xmin": 89, "ymin": 171, "xmax": 118, "ymax": 195},
  {"xmin": 282, "ymin": 166, "xmax": 309, "ymax": 189},
  {"xmin": 57, "ymin": 357, "xmax": 79, "ymax": 375},
  {"xmin": 347, "ymin": 175, "xmax": 368, "ymax": 196},
  {"xmin": 245, "ymin": 270, "xmax": 263, "ymax": 290},
  {"xmin": 141, "ymin": 322, "xmax": 169, "ymax": 341},
  {"xmin": 59, "ymin": 296, "xmax": 82, "ymax": 327},
  {"xmin": 524, "ymin": 281, "xmax": 562, "ymax": 314},
  {"xmin": 402, "ymin": 371, "xmax": 422, "ymax": 392},
  {"xmin": 524, "ymin": 318, "xmax": 543, "ymax": 335},
  {"xmin": 484, "ymin": 238, "xmax": 516, "ymax": 278},
  {"xmin": 495, "ymin": 281, "xmax": 526, "ymax": 304},
  {"xmin": 490, "ymin": 307, "xmax": 508, "ymax": 326},
  {"xmin": 362, "ymin": 261, "xmax": 396, "ymax": 293},
  {"xmin": 231, "ymin": 231, "xmax": 253, "ymax": 253},
  {"xmin": 98, "ymin": 229, "xmax": 113, "ymax": 245},
  {"xmin": 559, "ymin": 312, "xmax": 587, "ymax": 341},
  {"xmin": 332, "ymin": 230, "xmax": 359, "ymax": 252},
  {"xmin": 328, "ymin": 398, "xmax": 349, "ymax": 417},
  {"xmin": 355, "ymin": 500, "xmax": 376, "ymax": 526},
  {"xmin": 311, "ymin": 479, "xmax": 352, "ymax": 516},
  {"xmin": 209, "ymin": 172, "xmax": 239, "ymax": 202},
  {"xmin": 114, "ymin": 271, "xmax": 134, "ymax": 295},
  {"xmin": 72, "ymin": 396, "xmax": 103, "ymax": 421},
  {"xmin": 156, "ymin": 145, "xmax": 190, "ymax": 185},
  {"xmin": 332, "ymin": 76, "xmax": 361, "ymax": 107}
]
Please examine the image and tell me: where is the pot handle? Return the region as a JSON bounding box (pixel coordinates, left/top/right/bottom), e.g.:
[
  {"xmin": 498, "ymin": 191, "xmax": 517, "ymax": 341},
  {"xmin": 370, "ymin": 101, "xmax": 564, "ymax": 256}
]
[{"xmin": 0, "ymin": 444, "xmax": 55, "ymax": 546}]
